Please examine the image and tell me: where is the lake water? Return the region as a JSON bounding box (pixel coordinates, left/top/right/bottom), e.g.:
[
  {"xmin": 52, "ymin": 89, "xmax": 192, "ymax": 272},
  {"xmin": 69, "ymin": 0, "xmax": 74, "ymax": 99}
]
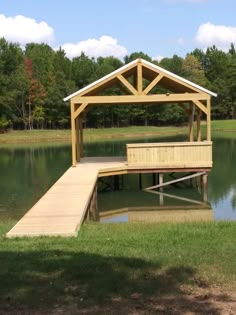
[{"xmin": 0, "ymin": 135, "xmax": 236, "ymax": 223}]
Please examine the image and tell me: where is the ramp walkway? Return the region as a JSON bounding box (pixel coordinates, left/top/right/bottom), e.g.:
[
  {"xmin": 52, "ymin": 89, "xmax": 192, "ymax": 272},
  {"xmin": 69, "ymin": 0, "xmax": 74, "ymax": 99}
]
[{"xmin": 7, "ymin": 157, "xmax": 126, "ymax": 237}]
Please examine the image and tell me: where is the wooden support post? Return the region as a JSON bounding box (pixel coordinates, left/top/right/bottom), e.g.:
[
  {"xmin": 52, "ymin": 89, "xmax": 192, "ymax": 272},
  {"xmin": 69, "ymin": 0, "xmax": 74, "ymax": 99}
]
[
  {"xmin": 196, "ymin": 107, "xmax": 201, "ymax": 142},
  {"xmin": 94, "ymin": 184, "xmax": 98, "ymax": 220},
  {"xmin": 75, "ymin": 117, "xmax": 80, "ymax": 162},
  {"xmin": 159, "ymin": 193, "xmax": 164, "ymax": 206},
  {"xmin": 79, "ymin": 116, "xmax": 84, "ymax": 158},
  {"xmin": 207, "ymin": 99, "xmax": 211, "ymax": 141},
  {"xmin": 137, "ymin": 60, "xmax": 143, "ymax": 94},
  {"xmin": 189, "ymin": 103, "xmax": 194, "ymax": 142},
  {"xmin": 139, "ymin": 173, "xmax": 142, "ymax": 190},
  {"xmin": 88, "ymin": 184, "xmax": 98, "ymax": 221},
  {"xmin": 202, "ymin": 173, "xmax": 208, "ymax": 202},
  {"xmin": 159, "ymin": 173, "xmax": 164, "ymax": 192},
  {"xmin": 121, "ymin": 175, "xmax": 124, "ymax": 190},
  {"xmin": 152, "ymin": 173, "xmax": 157, "ymax": 186},
  {"xmin": 113, "ymin": 176, "xmax": 120, "ymax": 190},
  {"xmin": 70, "ymin": 102, "xmax": 77, "ymax": 167}
]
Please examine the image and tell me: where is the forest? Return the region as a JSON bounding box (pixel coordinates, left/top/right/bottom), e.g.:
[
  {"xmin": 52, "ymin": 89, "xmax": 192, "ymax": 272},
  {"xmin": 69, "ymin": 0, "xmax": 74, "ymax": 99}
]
[{"xmin": 0, "ymin": 37, "xmax": 236, "ymax": 131}]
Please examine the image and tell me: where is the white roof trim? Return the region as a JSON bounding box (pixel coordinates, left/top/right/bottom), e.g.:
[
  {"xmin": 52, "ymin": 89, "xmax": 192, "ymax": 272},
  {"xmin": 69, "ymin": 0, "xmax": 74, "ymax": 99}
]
[
  {"xmin": 63, "ymin": 59, "xmax": 138, "ymax": 101},
  {"xmin": 141, "ymin": 59, "xmax": 217, "ymax": 97},
  {"xmin": 64, "ymin": 58, "xmax": 217, "ymax": 101}
]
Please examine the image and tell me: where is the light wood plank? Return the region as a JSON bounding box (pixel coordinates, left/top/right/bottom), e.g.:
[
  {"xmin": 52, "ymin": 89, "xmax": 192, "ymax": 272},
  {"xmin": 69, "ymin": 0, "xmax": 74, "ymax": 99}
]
[
  {"xmin": 197, "ymin": 107, "xmax": 201, "ymax": 141},
  {"xmin": 70, "ymin": 101, "xmax": 76, "ymax": 167},
  {"xmin": 143, "ymin": 73, "xmax": 164, "ymax": 94},
  {"xmin": 75, "ymin": 117, "xmax": 80, "ymax": 161},
  {"xmin": 127, "ymin": 142, "xmax": 212, "ymax": 168},
  {"xmin": 73, "ymin": 103, "xmax": 88, "ymax": 119},
  {"xmin": 207, "ymin": 99, "xmax": 211, "ymax": 141},
  {"xmin": 193, "ymin": 100, "xmax": 208, "ymax": 115},
  {"xmin": 73, "ymin": 93, "xmax": 210, "ymax": 105},
  {"xmin": 117, "ymin": 74, "xmax": 138, "ymax": 95},
  {"xmin": 7, "ymin": 158, "xmax": 127, "ymax": 238},
  {"xmin": 189, "ymin": 103, "xmax": 194, "ymax": 142},
  {"xmin": 137, "ymin": 60, "xmax": 143, "ymax": 94}
]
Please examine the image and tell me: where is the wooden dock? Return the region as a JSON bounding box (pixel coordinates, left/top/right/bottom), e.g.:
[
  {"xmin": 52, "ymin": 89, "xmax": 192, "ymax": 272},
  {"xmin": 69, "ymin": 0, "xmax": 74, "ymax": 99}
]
[
  {"xmin": 7, "ymin": 142, "xmax": 212, "ymax": 238},
  {"xmin": 7, "ymin": 157, "xmax": 126, "ymax": 237}
]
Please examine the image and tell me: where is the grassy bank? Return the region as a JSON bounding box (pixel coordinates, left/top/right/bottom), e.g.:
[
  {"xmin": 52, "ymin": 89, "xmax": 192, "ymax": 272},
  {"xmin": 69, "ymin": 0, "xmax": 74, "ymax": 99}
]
[
  {"xmin": 0, "ymin": 126, "xmax": 186, "ymax": 144},
  {"xmin": 0, "ymin": 221, "xmax": 236, "ymax": 313},
  {"xmin": 0, "ymin": 120, "xmax": 235, "ymax": 144}
]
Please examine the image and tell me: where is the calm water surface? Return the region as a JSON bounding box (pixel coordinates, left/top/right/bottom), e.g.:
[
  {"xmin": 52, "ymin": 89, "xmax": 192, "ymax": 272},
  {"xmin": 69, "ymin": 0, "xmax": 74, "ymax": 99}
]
[{"xmin": 0, "ymin": 135, "xmax": 236, "ymax": 223}]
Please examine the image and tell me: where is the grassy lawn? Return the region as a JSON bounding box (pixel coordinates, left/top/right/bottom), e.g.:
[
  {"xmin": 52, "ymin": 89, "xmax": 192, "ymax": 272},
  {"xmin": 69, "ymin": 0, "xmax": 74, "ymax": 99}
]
[
  {"xmin": 0, "ymin": 120, "xmax": 235, "ymax": 144},
  {"xmin": 0, "ymin": 221, "xmax": 236, "ymax": 313}
]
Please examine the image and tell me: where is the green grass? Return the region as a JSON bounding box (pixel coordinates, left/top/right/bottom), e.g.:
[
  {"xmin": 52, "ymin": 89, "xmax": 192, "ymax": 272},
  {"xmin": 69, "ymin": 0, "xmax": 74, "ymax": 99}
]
[
  {"xmin": 0, "ymin": 221, "xmax": 236, "ymax": 312},
  {"xmin": 0, "ymin": 120, "xmax": 235, "ymax": 145},
  {"xmin": 0, "ymin": 126, "xmax": 186, "ymax": 145}
]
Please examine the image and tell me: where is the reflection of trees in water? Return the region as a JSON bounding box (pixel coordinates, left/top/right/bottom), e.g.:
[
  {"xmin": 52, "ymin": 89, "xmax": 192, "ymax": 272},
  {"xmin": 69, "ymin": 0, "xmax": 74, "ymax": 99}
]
[
  {"xmin": 84, "ymin": 134, "xmax": 186, "ymax": 157},
  {"xmin": 208, "ymin": 137, "xmax": 236, "ymax": 209},
  {"xmin": 0, "ymin": 145, "xmax": 70, "ymax": 219},
  {"xmin": 231, "ymin": 190, "xmax": 236, "ymax": 210}
]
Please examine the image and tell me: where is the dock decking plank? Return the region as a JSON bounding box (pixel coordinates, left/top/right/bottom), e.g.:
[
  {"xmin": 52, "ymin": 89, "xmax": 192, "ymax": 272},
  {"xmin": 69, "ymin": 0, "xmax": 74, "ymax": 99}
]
[{"xmin": 7, "ymin": 157, "xmax": 126, "ymax": 237}]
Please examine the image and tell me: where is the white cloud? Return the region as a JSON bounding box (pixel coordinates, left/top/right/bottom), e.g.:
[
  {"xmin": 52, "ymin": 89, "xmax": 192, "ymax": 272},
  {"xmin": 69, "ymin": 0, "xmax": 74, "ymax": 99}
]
[
  {"xmin": 195, "ymin": 22, "xmax": 236, "ymax": 50},
  {"xmin": 60, "ymin": 35, "xmax": 128, "ymax": 59},
  {"xmin": 0, "ymin": 14, "xmax": 54, "ymax": 45},
  {"xmin": 152, "ymin": 55, "xmax": 164, "ymax": 62}
]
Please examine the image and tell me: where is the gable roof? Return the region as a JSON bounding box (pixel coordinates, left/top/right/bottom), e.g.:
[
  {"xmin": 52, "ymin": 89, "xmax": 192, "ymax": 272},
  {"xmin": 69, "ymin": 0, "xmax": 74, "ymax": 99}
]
[{"xmin": 64, "ymin": 58, "xmax": 217, "ymax": 101}]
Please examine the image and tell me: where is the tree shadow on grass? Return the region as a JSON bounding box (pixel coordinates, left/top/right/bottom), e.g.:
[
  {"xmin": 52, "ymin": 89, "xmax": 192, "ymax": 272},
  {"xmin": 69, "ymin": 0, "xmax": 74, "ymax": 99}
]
[{"xmin": 0, "ymin": 250, "xmax": 228, "ymax": 314}]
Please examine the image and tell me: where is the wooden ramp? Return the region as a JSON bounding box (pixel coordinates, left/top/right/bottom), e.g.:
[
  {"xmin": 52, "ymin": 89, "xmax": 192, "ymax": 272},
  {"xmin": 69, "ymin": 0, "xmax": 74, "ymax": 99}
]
[{"xmin": 7, "ymin": 157, "xmax": 126, "ymax": 238}]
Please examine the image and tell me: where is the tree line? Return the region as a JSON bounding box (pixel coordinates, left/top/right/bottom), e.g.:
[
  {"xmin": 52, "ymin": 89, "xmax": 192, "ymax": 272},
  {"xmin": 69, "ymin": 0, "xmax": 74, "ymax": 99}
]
[{"xmin": 0, "ymin": 37, "xmax": 236, "ymax": 131}]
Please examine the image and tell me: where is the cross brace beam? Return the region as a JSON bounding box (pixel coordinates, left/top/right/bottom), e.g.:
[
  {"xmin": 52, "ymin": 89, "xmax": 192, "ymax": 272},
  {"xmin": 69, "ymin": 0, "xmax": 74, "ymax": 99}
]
[{"xmin": 144, "ymin": 172, "xmax": 206, "ymax": 190}]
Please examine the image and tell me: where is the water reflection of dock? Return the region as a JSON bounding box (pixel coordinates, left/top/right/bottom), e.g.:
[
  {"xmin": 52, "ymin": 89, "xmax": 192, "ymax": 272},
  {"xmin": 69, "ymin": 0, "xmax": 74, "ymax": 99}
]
[{"xmin": 99, "ymin": 204, "xmax": 213, "ymax": 223}]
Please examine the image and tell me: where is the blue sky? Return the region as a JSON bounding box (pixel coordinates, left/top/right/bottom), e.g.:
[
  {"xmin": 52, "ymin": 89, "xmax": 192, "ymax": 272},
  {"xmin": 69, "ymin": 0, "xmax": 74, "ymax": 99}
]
[{"xmin": 0, "ymin": 0, "xmax": 236, "ymax": 60}]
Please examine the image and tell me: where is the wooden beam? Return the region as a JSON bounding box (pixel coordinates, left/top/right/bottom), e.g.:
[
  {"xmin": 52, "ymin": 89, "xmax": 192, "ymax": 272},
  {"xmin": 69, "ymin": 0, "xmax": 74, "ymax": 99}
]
[
  {"xmin": 145, "ymin": 189, "xmax": 206, "ymax": 205},
  {"xmin": 189, "ymin": 103, "xmax": 194, "ymax": 142},
  {"xmin": 159, "ymin": 173, "xmax": 164, "ymax": 192},
  {"xmin": 144, "ymin": 172, "xmax": 206, "ymax": 190},
  {"xmin": 73, "ymin": 93, "xmax": 209, "ymax": 105},
  {"xmin": 75, "ymin": 117, "xmax": 80, "ymax": 162},
  {"xmin": 196, "ymin": 107, "xmax": 201, "ymax": 141},
  {"xmin": 137, "ymin": 60, "xmax": 143, "ymax": 94},
  {"xmin": 117, "ymin": 74, "xmax": 138, "ymax": 95},
  {"xmin": 79, "ymin": 62, "xmax": 137, "ymax": 96},
  {"xmin": 192, "ymin": 100, "xmax": 208, "ymax": 115},
  {"xmin": 207, "ymin": 99, "xmax": 211, "ymax": 141},
  {"xmin": 70, "ymin": 102, "xmax": 77, "ymax": 167},
  {"xmin": 143, "ymin": 73, "xmax": 164, "ymax": 94},
  {"xmin": 202, "ymin": 173, "xmax": 208, "ymax": 202},
  {"xmin": 79, "ymin": 117, "xmax": 84, "ymax": 158},
  {"xmin": 142, "ymin": 62, "xmax": 211, "ymax": 96},
  {"xmin": 73, "ymin": 103, "xmax": 88, "ymax": 119}
]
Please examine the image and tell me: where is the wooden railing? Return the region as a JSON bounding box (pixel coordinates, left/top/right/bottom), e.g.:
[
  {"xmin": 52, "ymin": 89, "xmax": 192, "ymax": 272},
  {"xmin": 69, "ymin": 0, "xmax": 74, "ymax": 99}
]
[{"xmin": 126, "ymin": 141, "xmax": 212, "ymax": 169}]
